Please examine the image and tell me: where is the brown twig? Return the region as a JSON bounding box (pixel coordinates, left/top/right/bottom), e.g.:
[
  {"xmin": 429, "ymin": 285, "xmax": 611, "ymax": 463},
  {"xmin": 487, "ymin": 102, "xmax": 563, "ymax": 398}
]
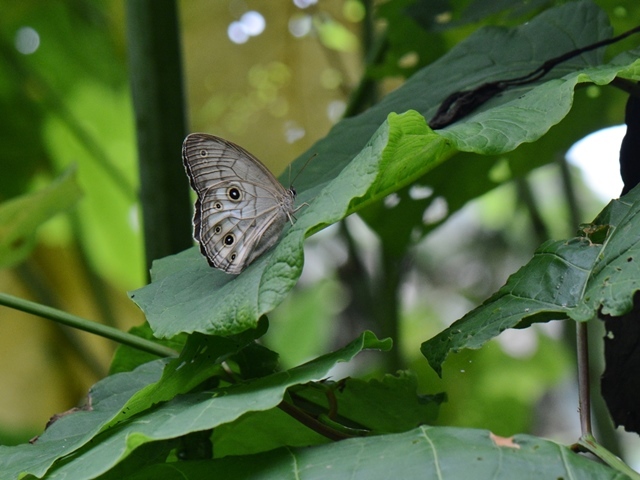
[{"xmin": 277, "ymin": 400, "xmax": 352, "ymax": 441}]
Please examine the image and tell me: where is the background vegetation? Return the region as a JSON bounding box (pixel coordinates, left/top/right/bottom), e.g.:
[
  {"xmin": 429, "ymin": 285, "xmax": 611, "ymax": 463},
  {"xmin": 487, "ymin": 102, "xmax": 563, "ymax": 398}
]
[{"xmin": 1, "ymin": 0, "xmax": 640, "ymax": 477}]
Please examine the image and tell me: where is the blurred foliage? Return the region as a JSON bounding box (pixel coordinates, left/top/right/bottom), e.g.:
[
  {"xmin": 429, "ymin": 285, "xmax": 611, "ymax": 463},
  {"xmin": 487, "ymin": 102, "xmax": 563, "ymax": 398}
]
[
  {"xmin": 0, "ymin": 1, "xmax": 639, "ymax": 474},
  {"xmin": 0, "ymin": 0, "xmax": 140, "ymax": 442}
]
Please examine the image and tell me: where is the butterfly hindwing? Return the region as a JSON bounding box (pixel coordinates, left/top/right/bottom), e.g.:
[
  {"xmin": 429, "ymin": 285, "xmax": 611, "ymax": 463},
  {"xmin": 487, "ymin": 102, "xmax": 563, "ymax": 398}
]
[{"xmin": 182, "ymin": 133, "xmax": 296, "ymax": 274}]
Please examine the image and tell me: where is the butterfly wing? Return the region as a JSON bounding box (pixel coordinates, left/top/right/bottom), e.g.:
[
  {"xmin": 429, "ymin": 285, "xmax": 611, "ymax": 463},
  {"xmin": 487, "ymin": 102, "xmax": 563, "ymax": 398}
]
[{"xmin": 182, "ymin": 133, "xmax": 295, "ymax": 274}]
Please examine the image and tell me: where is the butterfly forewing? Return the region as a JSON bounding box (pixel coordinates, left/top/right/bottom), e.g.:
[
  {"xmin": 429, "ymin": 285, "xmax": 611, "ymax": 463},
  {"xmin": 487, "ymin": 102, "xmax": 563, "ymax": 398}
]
[{"xmin": 182, "ymin": 133, "xmax": 296, "ymax": 274}]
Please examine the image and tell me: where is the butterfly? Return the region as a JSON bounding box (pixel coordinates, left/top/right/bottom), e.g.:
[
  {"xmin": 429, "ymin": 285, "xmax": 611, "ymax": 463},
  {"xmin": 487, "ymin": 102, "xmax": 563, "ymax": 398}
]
[{"xmin": 182, "ymin": 133, "xmax": 300, "ymax": 274}]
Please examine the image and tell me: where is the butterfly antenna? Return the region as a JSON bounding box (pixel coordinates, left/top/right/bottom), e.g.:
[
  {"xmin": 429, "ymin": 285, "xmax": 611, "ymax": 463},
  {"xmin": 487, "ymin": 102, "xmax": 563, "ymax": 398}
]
[{"xmin": 290, "ymin": 153, "xmax": 317, "ymax": 187}]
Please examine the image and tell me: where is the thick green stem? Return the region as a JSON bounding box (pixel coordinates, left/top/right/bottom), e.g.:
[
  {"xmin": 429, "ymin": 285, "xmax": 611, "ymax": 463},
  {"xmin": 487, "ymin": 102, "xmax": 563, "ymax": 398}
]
[
  {"xmin": 375, "ymin": 248, "xmax": 402, "ymax": 371},
  {"xmin": 125, "ymin": 0, "xmax": 194, "ymax": 276}
]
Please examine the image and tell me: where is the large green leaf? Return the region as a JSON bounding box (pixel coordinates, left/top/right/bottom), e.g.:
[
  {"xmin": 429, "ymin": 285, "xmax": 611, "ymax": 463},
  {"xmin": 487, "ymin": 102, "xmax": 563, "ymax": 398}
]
[
  {"xmin": 212, "ymin": 370, "xmax": 443, "ymax": 458},
  {"xmin": 0, "ymin": 325, "xmax": 266, "ymax": 479},
  {"xmin": 0, "ymin": 360, "xmax": 164, "ymax": 480},
  {"xmin": 131, "ymin": 1, "xmax": 640, "ymax": 339},
  {"xmin": 292, "ymin": 370, "xmax": 444, "ymax": 434},
  {"xmin": 103, "ymin": 323, "xmax": 268, "ymax": 430},
  {"xmin": 131, "ymin": 111, "xmax": 450, "ymax": 338},
  {"xmin": 421, "ymin": 183, "xmax": 640, "ymax": 375},
  {"xmin": 0, "ymin": 332, "xmax": 390, "ymax": 479},
  {"xmin": 210, "ymin": 407, "xmax": 330, "ymax": 459},
  {"xmin": 363, "ymin": 21, "xmax": 640, "ymax": 251},
  {"xmin": 121, "ymin": 426, "xmax": 628, "ymax": 480},
  {"xmin": 572, "ymin": 189, "xmax": 640, "ymax": 321}
]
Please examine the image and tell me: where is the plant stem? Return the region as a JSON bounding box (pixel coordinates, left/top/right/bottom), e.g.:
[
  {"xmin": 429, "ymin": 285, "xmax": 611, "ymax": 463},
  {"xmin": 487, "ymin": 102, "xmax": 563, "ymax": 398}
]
[
  {"xmin": 515, "ymin": 177, "xmax": 550, "ymax": 245},
  {"xmin": 556, "ymin": 154, "xmax": 581, "ymax": 236},
  {"xmin": 375, "ymin": 248, "xmax": 402, "ymax": 371},
  {"xmin": 15, "ymin": 262, "xmax": 107, "ymax": 378},
  {"xmin": 574, "ymin": 434, "xmax": 640, "ymax": 479},
  {"xmin": 576, "ymin": 320, "xmax": 592, "ymax": 435},
  {"xmin": 125, "ymin": 0, "xmax": 194, "ymax": 276},
  {"xmin": 0, "ymin": 292, "xmax": 177, "ymax": 358},
  {"xmin": 589, "ymin": 318, "xmax": 622, "ymax": 456},
  {"xmin": 342, "ymin": 31, "xmax": 388, "ymax": 118},
  {"xmin": 278, "ymin": 400, "xmax": 351, "ymax": 441}
]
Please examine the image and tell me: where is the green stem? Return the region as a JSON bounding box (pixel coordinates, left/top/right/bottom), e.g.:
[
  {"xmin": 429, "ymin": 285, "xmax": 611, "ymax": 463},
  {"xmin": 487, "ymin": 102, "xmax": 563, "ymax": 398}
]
[
  {"xmin": 588, "ymin": 318, "xmax": 622, "ymax": 456},
  {"xmin": 375, "ymin": 247, "xmax": 402, "ymax": 371},
  {"xmin": 575, "ymin": 434, "xmax": 640, "ymax": 479},
  {"xmin": 125, "ymin": 0, "xmax": 194, "ymax": 276},
  {"xmin": 15, "ymin": 262, "xmax": 107, "ymax": 378},
  {"xmin": 0, "ymin": 292, "xmax": 177, "ymax": 358},
  {"xmin": 69, "ymin": 210, "xmax": 119, "ymax": 328},
  {"xmin": 343, "ymin": 31, "xmax": 388, "ymax": 118},
  {"xmin": 576, "ymin": 321, "xmax": 592, "ymax": 435},
  {"xmin": 556, "ymin": 154, "xmax": 581, "ymax": 235},
  {"xmin": 515, "ymin": 176, "xmax": 549, "ymax": 245}
]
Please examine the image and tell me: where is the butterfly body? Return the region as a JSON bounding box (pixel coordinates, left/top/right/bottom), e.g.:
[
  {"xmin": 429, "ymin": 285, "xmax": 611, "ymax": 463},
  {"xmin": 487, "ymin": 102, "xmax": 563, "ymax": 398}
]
[{"xmin": 182, "ymin": 133, "xmax": 297, "ymax": 274}]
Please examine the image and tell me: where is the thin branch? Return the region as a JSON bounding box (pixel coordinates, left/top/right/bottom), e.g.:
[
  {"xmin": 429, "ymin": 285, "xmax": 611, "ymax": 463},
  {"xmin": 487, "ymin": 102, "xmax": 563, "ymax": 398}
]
[
  {"xmin": 0, "ymin": 292, "xmax": 177, "ymax": 358},
  {"xmin": 556, "ymin": 154, "xmax": 582, "ymax": 235},
  {"xmin": 515, "ymin": 177, "xmax": 550, "ymax": 246},
  {"xmin": 342, "ymin": 31, "xmax": 388, "ymax": 118},
  {"xmin": 576, "ymin": 320, "xmax": 592, "ymax": 436},
  {"xmin": 277, "ymin": 400, "xmax": 352, "ymax": 441},
  {"xmin": 15, "ymin": 262, "xmax": 108, "ymax": 378}
]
